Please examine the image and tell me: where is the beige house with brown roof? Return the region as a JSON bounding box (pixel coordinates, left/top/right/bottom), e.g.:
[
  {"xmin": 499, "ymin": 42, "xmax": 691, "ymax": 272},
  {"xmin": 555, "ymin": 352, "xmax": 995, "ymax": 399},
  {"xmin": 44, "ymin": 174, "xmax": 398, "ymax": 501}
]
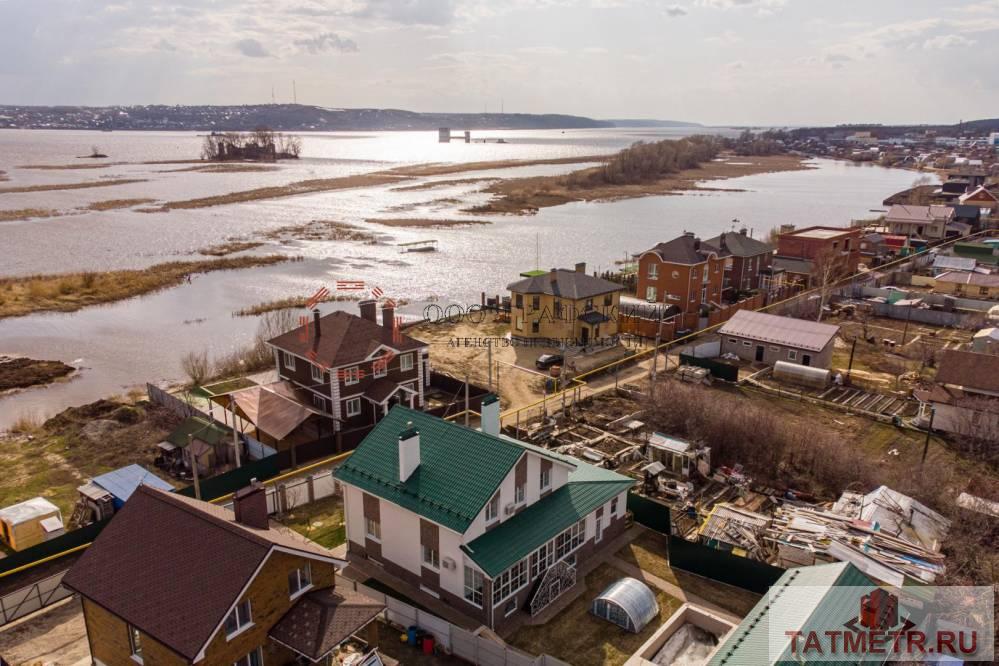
[
  {"xmin": 915, "ymin": 349, "xmax": 999, "ymax": 440},
  {"xmin": 884, "ymin": 204, "xmax": 955, "ymax": 240}
]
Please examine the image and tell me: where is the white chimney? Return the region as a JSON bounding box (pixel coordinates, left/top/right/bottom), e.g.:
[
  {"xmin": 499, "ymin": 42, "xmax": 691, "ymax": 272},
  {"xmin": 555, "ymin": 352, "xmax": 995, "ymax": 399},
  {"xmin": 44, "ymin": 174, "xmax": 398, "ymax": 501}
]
[
  {"xmin": 399, "ymin": 422, "xmax": 420, "ymax": 482},
  {"xmin": 481, "ymin": 394, "xmax": 500, "ymax": 436}
]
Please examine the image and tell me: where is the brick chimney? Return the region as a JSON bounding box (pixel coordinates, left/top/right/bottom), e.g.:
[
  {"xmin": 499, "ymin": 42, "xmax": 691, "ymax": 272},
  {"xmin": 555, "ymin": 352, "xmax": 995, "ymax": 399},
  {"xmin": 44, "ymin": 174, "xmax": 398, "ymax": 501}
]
[
  {"xmin": 399, "ymin": 423, "xmax": 420, "ymax": 482},
  {"xmin": 359, "ymin": 299, "xmax": 377, "ymax": 323},
  {"xmin": 312, "ymin": 308, "xmax": 321, "ymax": 338},
  {"xmin": 233, "ymin": 480, "xmax": 269, "ymax": 530},
  {"xmin": 575, "ymin": 262, "xmax": 586, "ymax": 274},
  {"xmin": 382, "ymin": 302, "xmax": 396, "ymax": 334}
]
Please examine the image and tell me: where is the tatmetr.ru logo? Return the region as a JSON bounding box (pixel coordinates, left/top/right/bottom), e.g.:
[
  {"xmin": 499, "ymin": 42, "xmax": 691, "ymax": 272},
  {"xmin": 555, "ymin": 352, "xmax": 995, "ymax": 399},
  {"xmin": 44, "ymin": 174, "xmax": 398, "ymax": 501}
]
[{"xmin": 760, "ymin": 585, "xmax": 993, "ymax": 663}]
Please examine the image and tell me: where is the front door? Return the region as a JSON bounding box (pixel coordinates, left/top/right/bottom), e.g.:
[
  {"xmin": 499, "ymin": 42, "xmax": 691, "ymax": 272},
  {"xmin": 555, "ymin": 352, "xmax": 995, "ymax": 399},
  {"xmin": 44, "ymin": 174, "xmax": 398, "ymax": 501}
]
[
  {"xmin": 802, "ymin": 354, "xmax": 812, "ymax": 367},
  {"xmin": 580, "ymin": 327, "xmax": 589, "ymax": 345},
  {"xmin": 755, "ymin": 345, "xmax": 765, "ymax": 362}
]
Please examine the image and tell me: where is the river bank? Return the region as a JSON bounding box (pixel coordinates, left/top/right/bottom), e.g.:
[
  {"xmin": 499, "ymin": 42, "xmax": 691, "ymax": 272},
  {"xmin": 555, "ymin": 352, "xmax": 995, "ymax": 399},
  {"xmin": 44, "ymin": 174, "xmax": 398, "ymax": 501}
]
[{"xmin": 468, "ymin": 153, "xmax": 810, "ymax": 214}]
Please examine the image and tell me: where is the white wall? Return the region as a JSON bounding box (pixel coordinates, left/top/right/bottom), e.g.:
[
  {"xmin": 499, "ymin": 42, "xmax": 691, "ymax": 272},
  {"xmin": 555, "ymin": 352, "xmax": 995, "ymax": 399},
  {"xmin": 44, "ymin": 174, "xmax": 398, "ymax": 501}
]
[{"xmin": 343, "ymin": 483, "xmax": 365, "ymax": 547}]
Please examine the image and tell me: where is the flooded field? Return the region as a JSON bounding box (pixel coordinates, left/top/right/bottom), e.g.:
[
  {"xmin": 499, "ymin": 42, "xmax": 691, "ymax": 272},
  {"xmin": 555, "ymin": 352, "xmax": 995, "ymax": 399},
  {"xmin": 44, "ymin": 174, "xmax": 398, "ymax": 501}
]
[{"xmin": 0, "ymin": 128, "xmax": 926, "ymax": 426}]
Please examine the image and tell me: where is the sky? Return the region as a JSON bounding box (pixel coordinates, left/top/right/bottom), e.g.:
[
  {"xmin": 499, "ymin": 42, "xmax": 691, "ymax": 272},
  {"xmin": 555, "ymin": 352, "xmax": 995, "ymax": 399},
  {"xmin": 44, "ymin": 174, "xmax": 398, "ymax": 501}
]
[{"xmin": 2, "ymin": 0, "xmax": 999, "ymax": 126}]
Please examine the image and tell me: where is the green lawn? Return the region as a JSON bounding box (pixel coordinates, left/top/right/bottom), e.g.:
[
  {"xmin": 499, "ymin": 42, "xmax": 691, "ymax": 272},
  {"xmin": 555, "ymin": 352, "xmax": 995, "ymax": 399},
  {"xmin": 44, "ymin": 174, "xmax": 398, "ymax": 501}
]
[
  {"xmin": 279, "ymin": 495, "xmax": 346, "ymax": 548},
  {"xmin": 508, "ymin": 562, "xmax": 683, "ymax": 666},
  {"xmin": 615, "ymin": 529, "xmax": 761, "ymax": 618}
]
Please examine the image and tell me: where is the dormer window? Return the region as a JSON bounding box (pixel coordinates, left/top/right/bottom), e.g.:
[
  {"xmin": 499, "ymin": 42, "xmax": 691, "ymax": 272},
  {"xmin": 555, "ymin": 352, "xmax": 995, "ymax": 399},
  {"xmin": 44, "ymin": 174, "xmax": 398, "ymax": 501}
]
[
  {"xmin": 485, "ymin": 493, "xmax": 499, "ymax": 523},
  {"xmin": 224, "ymin": 599, "xmax": 252, "ymax": 639},
  {"xmin": 288, "ymin": 563, "xmax": 312, "ymax": 598},
  {"xmin": 540, "ymin": 468, "xmax": 551, "ymax": 491}
]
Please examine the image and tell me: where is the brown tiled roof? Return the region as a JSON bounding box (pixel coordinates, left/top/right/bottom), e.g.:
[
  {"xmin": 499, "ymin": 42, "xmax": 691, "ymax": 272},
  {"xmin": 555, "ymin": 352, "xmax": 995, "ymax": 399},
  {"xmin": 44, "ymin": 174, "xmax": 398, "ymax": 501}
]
[
  {"xmin": 641, "ymin": 234, "xmax": 729, "ymax": 265},
  {"xmin": 702, "ymin": 231, "xmax": 772, "ymax": 258},
  {"xmin": 62, "ymin": 486, "xmax": 344, "ymax": 662},
  {"xmin": 267, "ymin": 311, "xmax": 427, "ymax": 368},
  {"xmin": 269, "ymin": 588, "xmax": 385, "ymax": 660},
  {"xmin": 935, "ymin": 349, "xmax": 999, "ymax": 394},
  {"xmin": 364, "ymin": 377, "xmax": 404, "ymax": 404},
  {"xmin": 506, "ymin": 269, "xmax": 624, "ymax": 300}
]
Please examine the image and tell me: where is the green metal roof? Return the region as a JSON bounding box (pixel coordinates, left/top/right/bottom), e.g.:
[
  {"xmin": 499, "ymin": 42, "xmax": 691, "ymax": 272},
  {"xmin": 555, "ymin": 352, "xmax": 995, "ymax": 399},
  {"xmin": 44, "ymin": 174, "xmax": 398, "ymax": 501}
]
[
  {"xmin": 333, "ymin": 407, "xmax": 525, "ymax": 534},
  {"xmin": 166, "ymin": 416, "xmax": 231, "ymax": 449},
  {"xmin": 461, "ymin": 473, "xmax": 633, "ymax": 578},
  {"xmin": 708, "ymin": 562, "xmax": 875, "ymax": 666}
]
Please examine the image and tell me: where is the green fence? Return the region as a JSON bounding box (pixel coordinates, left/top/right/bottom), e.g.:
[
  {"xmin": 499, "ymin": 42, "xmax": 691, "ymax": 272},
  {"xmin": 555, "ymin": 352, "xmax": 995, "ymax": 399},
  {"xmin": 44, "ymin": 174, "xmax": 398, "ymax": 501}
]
[
  {"xmin": 177, "ymin": 454, "xmax": 283, "ymax": 501},
  {"xmin": 678, "ymin": 354, "xmax": 739, "ymax": 382},
  {"xmin": 627, "ymin": 492, "xmax": 671, "ymax": 534},
  {"xmin": 0, "ymin": 518, "xmax": 110, "ymax": 577},
  {"xmin": 668, "ymin": 534, "xmax": 784, "ymax": 594}
]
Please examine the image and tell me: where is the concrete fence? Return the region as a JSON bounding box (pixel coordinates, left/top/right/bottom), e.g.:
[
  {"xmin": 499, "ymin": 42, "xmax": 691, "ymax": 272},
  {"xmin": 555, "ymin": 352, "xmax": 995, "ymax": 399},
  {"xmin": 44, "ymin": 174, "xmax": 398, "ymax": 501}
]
[{"xmin": 338, "ymin": 576, "xmax": 571, "ymax": 666}]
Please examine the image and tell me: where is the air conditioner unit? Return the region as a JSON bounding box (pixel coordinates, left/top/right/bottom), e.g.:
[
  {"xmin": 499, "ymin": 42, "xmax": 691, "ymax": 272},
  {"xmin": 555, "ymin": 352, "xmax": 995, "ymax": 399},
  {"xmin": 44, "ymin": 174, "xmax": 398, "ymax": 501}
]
[
  {"xmin": 442, "ymin": 557, "xmax": 456, "ymax": 571},
  {"xmin": 504, "ymin": 503, "xmax": 516, "ymax": 516}
]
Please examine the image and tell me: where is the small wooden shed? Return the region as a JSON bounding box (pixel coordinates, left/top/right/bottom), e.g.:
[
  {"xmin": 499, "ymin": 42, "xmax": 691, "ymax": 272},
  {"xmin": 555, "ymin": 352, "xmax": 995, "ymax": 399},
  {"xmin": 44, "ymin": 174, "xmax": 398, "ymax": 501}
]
[{"xmin": 0, "ymin": 497, "xmax": 65, "ymax": 551}]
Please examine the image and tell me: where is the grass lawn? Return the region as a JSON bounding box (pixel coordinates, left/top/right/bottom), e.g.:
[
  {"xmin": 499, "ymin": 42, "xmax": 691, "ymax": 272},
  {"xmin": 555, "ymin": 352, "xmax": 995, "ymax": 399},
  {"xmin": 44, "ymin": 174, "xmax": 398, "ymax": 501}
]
[
  {"xmin": 278, "ymin": 495, "xmax": 346, "ymax": 548},
  {"xmin": 508, "ymin": 562, "xmax": 683, "ymax": 666},
  {"xmin": 615, "ymin": 529, "xmax": 761, "ymax": 619},
  {"xmin": 202, "ymin": 377, "xmax": 257, "ymax": 395}
]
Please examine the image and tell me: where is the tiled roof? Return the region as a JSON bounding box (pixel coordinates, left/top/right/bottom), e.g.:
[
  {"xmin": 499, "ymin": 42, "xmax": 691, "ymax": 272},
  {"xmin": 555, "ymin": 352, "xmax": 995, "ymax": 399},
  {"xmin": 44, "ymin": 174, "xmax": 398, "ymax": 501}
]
[
  {"xmin": 267, "ymin": 311, "xmax": 427, "ymax": 368},
  {"xmin": 640, "ymin": 234, "xmax": 726, "ymax": 265},
  {"xmin": 462, "ymin": 468, "xmax": 633, "ymax": 577},
  {"xmin": 62, "ymin": 486, "xmax": 342, "ymax": 662},
  {"xmin": 718, "ymin": 310, "xmax": 839, "ymax": 352},
  {"xmin": 333, "ymin": 407, "xmax": 525, "ymax": 533},
  {"xmin": 702, "ymin": 231, "xmax": 772, "ymax": 258},
  {"xmin": 935, "ymin": 349, "xmax": 999, "ymax": 393},
  {"xmin": 507, "ymin": 270, "xmax": 624, "ymax": 300},
  {"xmin": 269, "ymin": 588, "xmax": 384, "ymax": 660}
]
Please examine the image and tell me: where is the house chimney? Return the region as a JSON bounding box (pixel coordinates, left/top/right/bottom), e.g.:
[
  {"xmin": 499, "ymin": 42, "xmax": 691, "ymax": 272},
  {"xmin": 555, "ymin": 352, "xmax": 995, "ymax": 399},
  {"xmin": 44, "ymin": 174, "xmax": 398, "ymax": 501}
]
[
  {"xmin": 693, "ymin": 238, "xmax": 701, "ymax": 251},
  {"xmin": 359, "ymin": 299, "xmax": 377, "ymax": 323},
  {"xmin": 480, "ymin": 394, "xmax": 500, "ymax": 436},
  {"xmin": 399, "ymin": 422, "xmax": 420, "ymax": 482},
  {"xmin": 575, "ymin": 262, "xmax": 586, "ymax": 274},
  {"xmin": 739, "ymin": 227, "xmax": 748, "ymax": 236},
  {"xmin": 313, "ymin": 308, "xmax": 321, "ymax": 338},
  {"xmin": 550, "ymin": 267, "xmax": 558, "ymax": 285},
  {"xmin": 382, "ymin": 302, "xmax": 396, "ymax": 333},
  {"xmin": 233, "ymin": 480, "xmax": 269, "ymax": 530}
]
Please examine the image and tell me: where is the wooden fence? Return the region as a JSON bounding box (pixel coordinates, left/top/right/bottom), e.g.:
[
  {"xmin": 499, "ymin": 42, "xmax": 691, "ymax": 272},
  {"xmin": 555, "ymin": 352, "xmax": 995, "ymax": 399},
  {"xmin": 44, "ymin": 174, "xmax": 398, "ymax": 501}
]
[{"xmin": 338, "ymin": 576, "xmax": 571, "ymax": 666}]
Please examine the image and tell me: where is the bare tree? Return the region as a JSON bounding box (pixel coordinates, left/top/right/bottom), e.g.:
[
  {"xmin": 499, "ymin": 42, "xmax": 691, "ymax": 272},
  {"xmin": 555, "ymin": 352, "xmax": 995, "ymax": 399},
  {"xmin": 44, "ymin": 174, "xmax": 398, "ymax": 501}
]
[
  {"xmin": 811, "ymin": 246, "xmax": 848, "ymax": 322},
  {"xmin": 949, "ymin": 397, "xmax": 999, "ymax": 462},
  {"xmin": 181, "ymin": 349, "xmax": 210, "ymax": 386}
]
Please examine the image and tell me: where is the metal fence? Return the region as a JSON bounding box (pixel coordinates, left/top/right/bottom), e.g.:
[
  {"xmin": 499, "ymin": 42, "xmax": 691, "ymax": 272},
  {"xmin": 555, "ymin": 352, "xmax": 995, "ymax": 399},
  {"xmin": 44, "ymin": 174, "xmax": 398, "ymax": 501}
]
[
  {"xmin": 627, "ymin": 492, "xmax": 671, "ymax": 534},
  {"xmin": 0, "ymin": 570, "xmax": 73, "ymax": 625},
  {"xmin": 339, "ymin": 576, "xmax": 571, "ymax": 666},
  {"xmin": 667, "ymin": 534, "xmax": 784, "ymax": 595}
]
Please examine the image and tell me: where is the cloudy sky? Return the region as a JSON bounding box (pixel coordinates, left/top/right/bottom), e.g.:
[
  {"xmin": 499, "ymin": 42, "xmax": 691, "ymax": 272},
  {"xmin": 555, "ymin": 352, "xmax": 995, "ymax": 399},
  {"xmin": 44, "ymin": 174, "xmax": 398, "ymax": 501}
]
[{"xmin": 2, "ymin": 0, "xmax": 998, "ymax": 125}]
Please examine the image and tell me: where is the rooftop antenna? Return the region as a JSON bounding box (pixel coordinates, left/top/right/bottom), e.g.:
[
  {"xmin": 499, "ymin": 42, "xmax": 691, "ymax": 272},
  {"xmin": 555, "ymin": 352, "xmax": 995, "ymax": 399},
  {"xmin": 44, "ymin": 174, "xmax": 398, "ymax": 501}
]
[
  {"xmin": 536, "ymin": 232, "xmax": 540, "ymax": 271},
  {"xmin": 293, "ymin": 80, "xmax": 298, "ymax": 105},
  {"xmin": 271, "ymin": 86, "xmax": 275, "ymax": 104}
]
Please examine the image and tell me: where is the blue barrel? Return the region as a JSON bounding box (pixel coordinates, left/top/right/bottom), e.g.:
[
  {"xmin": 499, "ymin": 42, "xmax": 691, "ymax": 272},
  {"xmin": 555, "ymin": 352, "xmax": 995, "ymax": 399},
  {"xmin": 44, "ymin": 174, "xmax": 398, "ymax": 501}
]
[{"xmin": 407, "ymin": 626, "xmax": 419, "ymax": 646}]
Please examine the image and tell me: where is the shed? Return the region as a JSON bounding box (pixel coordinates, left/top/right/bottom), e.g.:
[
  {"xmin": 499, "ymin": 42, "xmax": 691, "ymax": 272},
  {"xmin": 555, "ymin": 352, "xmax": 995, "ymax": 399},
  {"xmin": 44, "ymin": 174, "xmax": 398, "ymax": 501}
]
[
  {"xmin": 591, "ymin": 577, "xmax": 659, "ymax": 633},
  {"xmin": 91, "ymin": 464, "xmax": 174, "ymax": 510},
  {"xmin": 718, "ymin": 310, "xmax": 839, "ymax": 369},
  {"xmin": 972, "ymin": 327, "xmax": 999, "ymax": 354},
  {"xmin": 0, "ymin": 497, "xmax": 65, "ymax": 551}
]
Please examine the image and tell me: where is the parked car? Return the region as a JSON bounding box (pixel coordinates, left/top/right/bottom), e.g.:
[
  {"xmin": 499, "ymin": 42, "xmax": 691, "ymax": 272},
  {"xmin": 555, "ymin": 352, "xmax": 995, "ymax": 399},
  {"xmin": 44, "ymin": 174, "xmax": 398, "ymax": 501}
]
[{"xmin": 535, "ymin": 353, "xmax": 564, "ymax": 370}]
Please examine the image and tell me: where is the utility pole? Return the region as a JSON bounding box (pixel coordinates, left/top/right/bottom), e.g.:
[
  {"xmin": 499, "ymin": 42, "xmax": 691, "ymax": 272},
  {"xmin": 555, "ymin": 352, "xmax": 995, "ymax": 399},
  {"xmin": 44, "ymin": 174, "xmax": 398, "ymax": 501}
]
[
  {"xmin": 464, "ymin": 373, "xmax": 470, "ymax": 427},
  {"xmin": 900, "ymin": 291, "xmax": 914, "ymax": 346},
  {"xmin": 846, "ymin": 338, "xmax": 857, "ymax": 383},
  {"xmin": 487, "ymin": 341, "xmax": 493, "ymax": 391},
  {"xmin": 921, "ymin": 407, "xmax": 935, "ymax": 465},
  {"xmin": 230, "ymin": 400, "xmax": 242, "ymax": 469},
  {"xmin": 188, "ymin": 433, "xmax": 201, "ymax": 500},
  {"xmin": 293, "ymin": 80, "xmax": 297, "ymax": 104},
  {"xmin": 650, "ymin": 307, "xmax": 664, "ymax": 383}
]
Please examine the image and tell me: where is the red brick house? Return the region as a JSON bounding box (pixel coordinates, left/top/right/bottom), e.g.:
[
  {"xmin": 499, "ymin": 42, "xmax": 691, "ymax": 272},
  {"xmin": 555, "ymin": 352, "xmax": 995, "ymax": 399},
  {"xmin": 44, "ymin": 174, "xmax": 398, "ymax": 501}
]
[
  {"xmin": 774, "ymin": 226, "xmax": 861, "ymax": 289},
  {"xmin": 702, "ymin": 229, "xmax": 774, "ymax": 296},
  {"xmin": 637, "ymin": 233, "xmax": 727, "ymax": 316},
  {"xmin": 62, "ymin": 483, "xmax": 385, "ymax": 665},
  {"xmin": 267, "ymin": 301, "xmax": 430, "ymax": 433}
]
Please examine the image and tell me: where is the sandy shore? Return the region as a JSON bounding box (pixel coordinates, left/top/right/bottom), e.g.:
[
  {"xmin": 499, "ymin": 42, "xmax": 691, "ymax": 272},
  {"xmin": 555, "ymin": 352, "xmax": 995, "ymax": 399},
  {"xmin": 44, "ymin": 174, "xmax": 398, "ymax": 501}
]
[
  {"xmin": 467, "ymin": 154, "xmax": 812, "ymax": 214},
  {"xmin": 0, "ymin": 178, "xmax": 146, "ymax": 194},
  {"xmin": 390, "ymin": 154, "xmax": 609, "ymax": 178},
  {"xmin": 367, "ymin": 218, "xmax": 491, "ymax": 228}
]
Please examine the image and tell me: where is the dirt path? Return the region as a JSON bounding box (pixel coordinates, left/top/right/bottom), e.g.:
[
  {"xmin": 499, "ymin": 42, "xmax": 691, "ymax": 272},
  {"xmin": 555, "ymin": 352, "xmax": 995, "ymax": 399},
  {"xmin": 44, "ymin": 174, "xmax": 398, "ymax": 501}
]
[{"xmin": 0, "ymin": 598, "xmax": 90, "ymax": 665}]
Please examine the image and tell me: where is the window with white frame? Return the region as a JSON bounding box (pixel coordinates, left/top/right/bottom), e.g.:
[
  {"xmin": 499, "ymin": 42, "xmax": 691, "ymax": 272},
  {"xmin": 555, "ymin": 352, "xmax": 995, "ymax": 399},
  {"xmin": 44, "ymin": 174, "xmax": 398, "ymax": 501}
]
[
  {"xmin": 233, "ymin": 647, "xmax": 262, "ymax": 666},
  {"xmin": 224, "ymin": 599, "xmax": 252, "ymax": 638},
  {"xmin": 400, "ymin": 353, "xmax": 414, "ymax": 371},
  {"xmin": 282, "ymin": 352, "xmax": 296, "ymax": 371},
  {"xmin": 514, "ymin": 482, "xmax": 525, "ymax": 505},
  {"xmin": 345, "ymin": 397, "xmax": 362, "ymax": 417},
  {"xmin": 365, "ymin": 516, "xmax": 381, "ymax": 541},
  {"xmin": 463, "ymin": 565, "xmax": 484, "ymax": 607},
  {"xmin": 647, "ymin": 263, "xmax": 659, "ymax": 280},
  {"xmin": 128, "ymin": 624, "xmax": 143, "ymax": 662},
  {"xmin": 788, "ymin": 349, "xmax": 798, "ymax": 361},
  {"xmin": 595, "ymin": 515, "xmax": 603, "ymax": 543},
  {"xmin": 373, "ymin": 359, "xmax": 387, "ymax": 378},
  {"xmin": 288, "ymin": 562, "xmax": 312, "ymax": 598},
  {"xmin": 343, "ymin": 366, "xmax": 360, "ymax": 385},
  {"xmin": 540, "ymin": 468, "xmax": 551, "ymax": 491},
  {"xmin": 492, "ymin": 559, "xmax": 528, "ymax": 605},
  {"xmin": 485, "ymin": 493, "xmax": 499, "ymax": 523},
  {"xmin": 645, "ymin": 286, "xmax": 657, "ymax": 301},
  {"xmin": 312, "ymin": 394, "xmax": 326, "ymax": 411},
  {"xmin": 554, "ymin": 520, "xmax": 585, "ymax": 559},
  {"xmin": 311, "ymin": 364, "xmax": 324, "ymax": 383},
  {"xmin": 611, "ymin": 497, "xmax": 619, "ymax": 517},
  {"xmin": 422, "ymin": 544, "xmax": 439, "ymax": 569},
  {"xmin": 530, "ymin": 542, "xmax": 554, "ymax": 579}
]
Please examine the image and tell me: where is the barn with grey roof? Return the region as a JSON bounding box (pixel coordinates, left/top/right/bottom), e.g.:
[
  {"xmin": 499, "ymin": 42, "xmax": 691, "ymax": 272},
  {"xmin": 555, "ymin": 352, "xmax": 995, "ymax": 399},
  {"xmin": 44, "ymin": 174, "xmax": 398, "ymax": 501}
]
[{"xmin": 718, "ymin": 310, "xmax": 839, "ymax": 369}]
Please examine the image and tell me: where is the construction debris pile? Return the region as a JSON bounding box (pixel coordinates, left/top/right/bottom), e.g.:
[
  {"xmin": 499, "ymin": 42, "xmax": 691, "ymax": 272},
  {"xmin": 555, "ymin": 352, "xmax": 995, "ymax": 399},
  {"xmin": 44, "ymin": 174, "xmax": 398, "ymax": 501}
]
[{"xmin": 766, "ymin": 486, "xmax": 950, "ymax": 585}]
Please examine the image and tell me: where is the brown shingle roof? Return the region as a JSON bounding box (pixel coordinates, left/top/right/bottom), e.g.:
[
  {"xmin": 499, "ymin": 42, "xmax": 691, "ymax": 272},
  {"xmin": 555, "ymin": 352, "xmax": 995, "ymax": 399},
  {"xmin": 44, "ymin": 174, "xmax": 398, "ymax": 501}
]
[
  {"xmin": 62, "ymin": 486, "xmax": 344, "ymax": 662},
  {"xmin": 506, "ymin": 269, "xmax": 624, "ymax": 300},
  {"xmin": 934, "ymin": 349, "xmax": 999, "ymax": 394},
  {"xmin": 702, "ymin": 231, "xmax": 772, "ymax": 258},
  {"xmin": 269, "ymin": 588, "xmax": 385, "ymax": 660},
  {"xmin": 267, "ymin": 311, "xmax": 427, "ymax": 368},
  {"xmin": 640, "ymin": 234, "xmax": 728, "ymax": 265}
]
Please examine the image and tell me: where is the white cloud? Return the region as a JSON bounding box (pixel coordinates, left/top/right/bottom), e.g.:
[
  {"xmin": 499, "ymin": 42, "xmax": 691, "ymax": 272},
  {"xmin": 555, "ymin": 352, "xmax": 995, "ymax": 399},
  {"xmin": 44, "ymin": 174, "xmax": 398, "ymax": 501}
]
[
  {"xmin": 517, "ymin": 46, "xmax": 568, "ymax": 55},
  {"xmin": 923, "ymin": 33, "xmax": 976, "ymax": 49},
  {"xmin": 695, "ymin": 0, "xmax": 787, "ymax": 12},
  {"xmin": 665, "ymin": 4, "xmax": 687, "ymax": 17},
  {"xmin": 294, "ymin": 32, "xmax": 359, "ymax": 53}
]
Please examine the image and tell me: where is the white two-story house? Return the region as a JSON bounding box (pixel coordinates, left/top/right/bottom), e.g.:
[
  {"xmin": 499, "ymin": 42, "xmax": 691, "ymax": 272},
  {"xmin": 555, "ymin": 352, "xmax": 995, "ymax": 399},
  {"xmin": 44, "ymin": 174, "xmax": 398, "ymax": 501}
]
[{"xmin": 333, "ymin": 399, "xmax": 635, "ymax": 633}]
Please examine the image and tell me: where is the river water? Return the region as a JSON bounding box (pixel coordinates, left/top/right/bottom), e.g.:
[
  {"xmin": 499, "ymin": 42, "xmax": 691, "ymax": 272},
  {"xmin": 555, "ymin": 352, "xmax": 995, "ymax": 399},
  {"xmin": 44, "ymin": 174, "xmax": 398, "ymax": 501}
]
[{"xmin": 0, "ymin": 128, "xmax": 925, "ymax": 426}]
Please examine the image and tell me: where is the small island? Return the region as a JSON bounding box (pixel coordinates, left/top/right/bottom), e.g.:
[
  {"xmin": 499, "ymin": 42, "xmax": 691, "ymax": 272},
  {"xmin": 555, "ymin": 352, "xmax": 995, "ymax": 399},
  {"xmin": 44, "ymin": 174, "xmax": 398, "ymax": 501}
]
[
  {"xmin": 0, "ymin": 356, "xmax": 75, "ymax": 392},
  {"xmin": 201, "ymin": 128, "xmax": 301, "ymax": 162}
]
